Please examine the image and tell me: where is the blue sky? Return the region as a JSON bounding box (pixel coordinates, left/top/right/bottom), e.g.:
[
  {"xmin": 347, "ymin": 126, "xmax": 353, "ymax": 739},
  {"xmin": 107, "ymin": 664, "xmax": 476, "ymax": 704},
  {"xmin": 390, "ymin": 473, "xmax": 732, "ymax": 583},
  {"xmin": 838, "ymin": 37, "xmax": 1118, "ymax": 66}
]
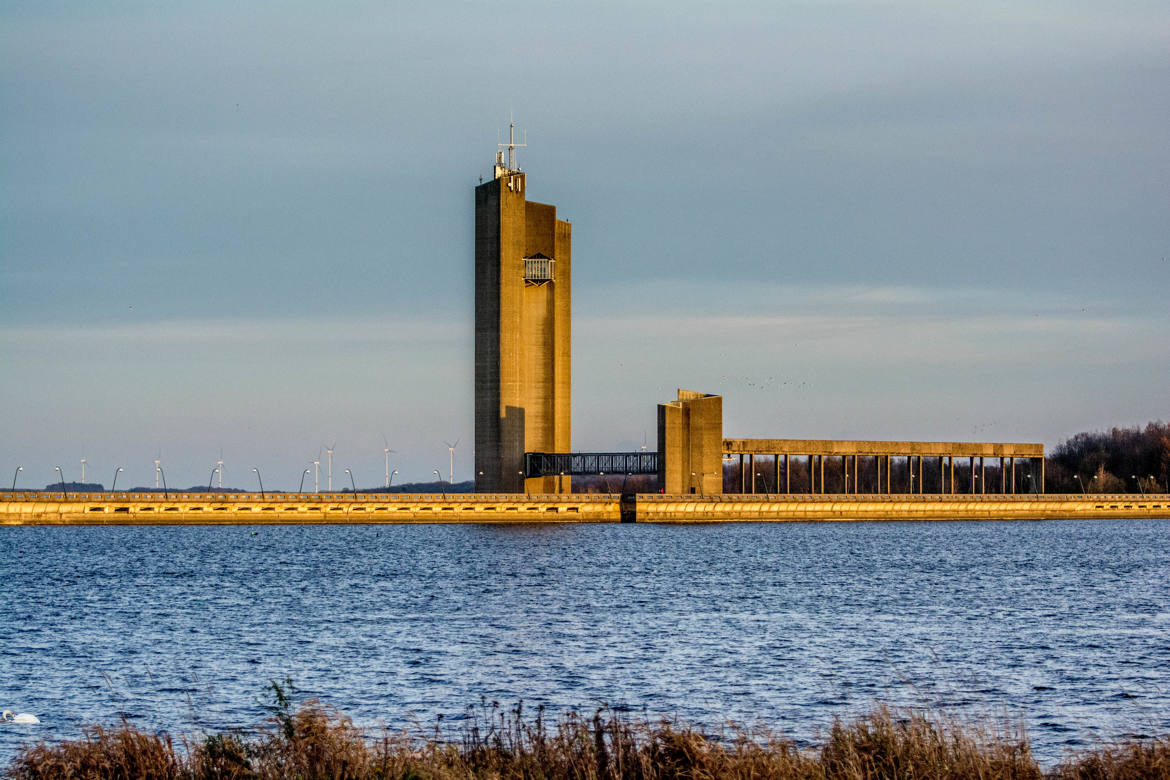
[{"xmin": 2, "ymin": 1, "xmax": 1167, "ymax": 490}]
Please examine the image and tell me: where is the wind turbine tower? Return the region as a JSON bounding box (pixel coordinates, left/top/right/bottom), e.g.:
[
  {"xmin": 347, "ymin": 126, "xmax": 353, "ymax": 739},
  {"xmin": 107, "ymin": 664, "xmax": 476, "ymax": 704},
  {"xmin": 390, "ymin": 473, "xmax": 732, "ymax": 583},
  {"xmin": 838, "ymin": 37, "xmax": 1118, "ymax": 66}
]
[{"xmin": 445, "ymin": 439, "xmax": 460, "ymax": 485}]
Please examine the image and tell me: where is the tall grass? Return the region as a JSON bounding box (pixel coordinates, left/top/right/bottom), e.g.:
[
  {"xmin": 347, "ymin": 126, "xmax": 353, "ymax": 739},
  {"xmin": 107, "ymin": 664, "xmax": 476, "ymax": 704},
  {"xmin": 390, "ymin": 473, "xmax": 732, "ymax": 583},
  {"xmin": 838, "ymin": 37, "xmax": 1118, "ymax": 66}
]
[{"xmin": 6, "ymin": 691, "xmax": 1168, "ymax": 779}]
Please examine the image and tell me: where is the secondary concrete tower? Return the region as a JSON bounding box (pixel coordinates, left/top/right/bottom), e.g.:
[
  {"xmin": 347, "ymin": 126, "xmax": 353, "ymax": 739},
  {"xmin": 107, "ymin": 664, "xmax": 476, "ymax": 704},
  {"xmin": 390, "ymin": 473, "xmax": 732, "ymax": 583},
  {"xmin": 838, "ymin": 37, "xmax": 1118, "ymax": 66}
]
[{"xmin": 474, "ymin": 125, "xmax": 571, "ymax": 493}]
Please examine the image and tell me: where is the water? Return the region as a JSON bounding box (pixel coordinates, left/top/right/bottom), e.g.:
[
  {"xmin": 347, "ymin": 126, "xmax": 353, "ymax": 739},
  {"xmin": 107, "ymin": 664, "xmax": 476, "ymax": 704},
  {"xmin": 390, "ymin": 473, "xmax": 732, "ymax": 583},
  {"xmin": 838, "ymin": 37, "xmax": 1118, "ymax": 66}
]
[{"xmin": 2, "ymin": 519, "xmax": 1168, "ymax": 766}]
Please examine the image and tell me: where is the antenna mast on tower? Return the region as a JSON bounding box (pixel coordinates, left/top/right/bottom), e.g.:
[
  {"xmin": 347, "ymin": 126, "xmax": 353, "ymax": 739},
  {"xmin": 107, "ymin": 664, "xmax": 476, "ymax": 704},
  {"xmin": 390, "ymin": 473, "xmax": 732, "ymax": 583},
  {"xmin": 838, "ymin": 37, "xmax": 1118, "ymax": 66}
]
[{"xmin": 496, "ymin": 113, "xmax": 527, "ymax": 176}]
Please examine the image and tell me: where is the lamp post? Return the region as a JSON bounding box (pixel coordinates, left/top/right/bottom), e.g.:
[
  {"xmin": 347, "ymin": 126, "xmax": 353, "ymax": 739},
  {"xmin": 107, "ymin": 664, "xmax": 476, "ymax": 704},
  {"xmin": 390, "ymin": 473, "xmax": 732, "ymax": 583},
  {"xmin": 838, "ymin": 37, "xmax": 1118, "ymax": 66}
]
[
  {"xmin": 389, "ymin": 470, "xmax": 398, "ymax": 489},
  {"xmin": 208, "ymin": 467, "xmax": 219, "ymax": 492},
  {"xmin": 1133, "ymin": 475, "xmax": 1145, "ymax": 496},
  {"xmin": 111, "ymin": 467, "xmax": 123, "ymax": 492},
  {"xmin": 345, "ymin": 468, "xmax": 356, "ymax": 494},
  {"xmin": 11, "ymin": 466, "xmax": 21, "ymax": 491},
  {"xmin": 299, "ymin": 469, "xmax": 310, "ymax": 493},
  {"xmin": 1074, "ymin": 474, "xmax": 1086, "ymax": 495},
  {"xmin": 252, "ymin": 468, "xmax": 264, "ymax": 498},
  {"xmin": 433, "ymin": 469, "xmax": 445, "ymax": 499},
  {"xmin": 519, "ymin": 471, "xmax": 527, "ymax": 496},
  {"xmin": 559, "ymin": 470, "xmax": 565, "ymax": 494},
  {"xmin": 55, "ymin": 466, "xmax": 67, "ymax": 497},
  {"xmin": 158, "ymin": 465, "xmax": 168, "ymax": 498}
]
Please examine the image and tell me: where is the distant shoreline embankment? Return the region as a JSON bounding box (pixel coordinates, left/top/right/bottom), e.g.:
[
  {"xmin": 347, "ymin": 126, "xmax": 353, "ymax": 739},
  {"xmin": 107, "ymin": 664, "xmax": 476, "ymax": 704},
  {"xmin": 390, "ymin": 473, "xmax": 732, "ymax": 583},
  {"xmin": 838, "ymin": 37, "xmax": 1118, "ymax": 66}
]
[{"xmin": 2, "ymin": 492, "xmax": 1167, "ymax": 525}]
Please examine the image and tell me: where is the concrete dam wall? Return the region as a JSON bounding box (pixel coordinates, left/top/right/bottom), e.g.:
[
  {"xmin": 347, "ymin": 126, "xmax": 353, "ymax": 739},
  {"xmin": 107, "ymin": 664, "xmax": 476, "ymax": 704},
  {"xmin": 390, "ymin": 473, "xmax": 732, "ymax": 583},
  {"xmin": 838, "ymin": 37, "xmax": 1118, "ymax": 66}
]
[{"xmin": 2, "ymin": 492, "xmax": 1168, "ymax": 525}]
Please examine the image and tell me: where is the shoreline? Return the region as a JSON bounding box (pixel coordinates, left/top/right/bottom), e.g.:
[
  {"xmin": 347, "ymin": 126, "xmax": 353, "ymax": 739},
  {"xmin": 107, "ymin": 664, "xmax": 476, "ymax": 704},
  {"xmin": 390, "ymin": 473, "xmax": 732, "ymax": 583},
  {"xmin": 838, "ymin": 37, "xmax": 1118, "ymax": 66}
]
[{"xmin": 2, "ymin": 492, "xmax": 1167, "ymax": 524}]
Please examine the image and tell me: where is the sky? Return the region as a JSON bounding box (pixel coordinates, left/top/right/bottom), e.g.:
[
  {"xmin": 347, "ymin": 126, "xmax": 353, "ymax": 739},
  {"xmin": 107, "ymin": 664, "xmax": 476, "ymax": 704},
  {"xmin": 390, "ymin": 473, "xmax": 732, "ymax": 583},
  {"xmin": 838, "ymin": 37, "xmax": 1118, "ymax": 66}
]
[{"xmin": 2, "ymin": 1, "xmax": 1167, "ymax": 491}]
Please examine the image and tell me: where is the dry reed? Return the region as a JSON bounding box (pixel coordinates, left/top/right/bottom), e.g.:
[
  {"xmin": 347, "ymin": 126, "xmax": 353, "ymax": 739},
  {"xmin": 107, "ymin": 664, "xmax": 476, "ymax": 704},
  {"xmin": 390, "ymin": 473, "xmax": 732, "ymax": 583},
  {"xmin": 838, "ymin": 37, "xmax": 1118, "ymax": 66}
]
[{"xmin": 5, "ymin": 691, "xmax": 1168, "ymax": 780}]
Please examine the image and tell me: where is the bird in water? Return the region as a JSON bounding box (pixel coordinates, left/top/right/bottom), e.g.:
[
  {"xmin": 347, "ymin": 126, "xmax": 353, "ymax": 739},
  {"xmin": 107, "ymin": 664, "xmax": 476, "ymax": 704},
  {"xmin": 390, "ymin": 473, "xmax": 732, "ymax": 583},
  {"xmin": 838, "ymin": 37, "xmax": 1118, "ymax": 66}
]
[{"xmin": 3, "ymin": 710, "xmax": 39, "ymax": 724}]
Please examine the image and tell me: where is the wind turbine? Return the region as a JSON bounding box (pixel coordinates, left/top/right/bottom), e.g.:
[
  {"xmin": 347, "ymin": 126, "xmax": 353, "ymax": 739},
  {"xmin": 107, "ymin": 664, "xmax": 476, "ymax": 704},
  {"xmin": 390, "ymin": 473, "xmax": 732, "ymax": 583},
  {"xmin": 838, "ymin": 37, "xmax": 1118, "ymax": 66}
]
[
  {"xmin": 444, "ymin": 438, "xmax": 460, "ymax": 485},
  {"xmin": 381, "ymin": 433, "xmax": 396, "ymax": 489},
  {"xmin": 326, "ymin": 442, "xmax": 335, "ymax": 492},
  {"xmin": 313, "ymin": 447, "xmax": 322, "ymax": 493},
  {"xmin": 217, "ymin": 447, "xmax": 224, "ymax": 489}
]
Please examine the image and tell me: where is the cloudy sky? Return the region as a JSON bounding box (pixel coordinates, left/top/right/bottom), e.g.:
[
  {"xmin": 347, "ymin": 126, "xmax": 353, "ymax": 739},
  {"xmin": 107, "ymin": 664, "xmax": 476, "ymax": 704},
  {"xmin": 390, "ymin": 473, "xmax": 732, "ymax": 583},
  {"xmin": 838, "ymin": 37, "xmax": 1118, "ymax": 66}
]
[{"xmin": 2, "ymin": 1, "xmax": 1167, "ymax": 490}]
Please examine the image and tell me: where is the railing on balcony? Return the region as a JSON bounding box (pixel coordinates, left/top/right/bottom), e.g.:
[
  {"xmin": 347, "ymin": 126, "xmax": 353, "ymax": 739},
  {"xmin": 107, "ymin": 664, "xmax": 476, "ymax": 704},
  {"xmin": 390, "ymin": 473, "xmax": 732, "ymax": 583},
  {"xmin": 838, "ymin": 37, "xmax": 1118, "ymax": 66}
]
[{"xmin": 523, "ymin": 254, "xmax": 554, "ymax": 284}]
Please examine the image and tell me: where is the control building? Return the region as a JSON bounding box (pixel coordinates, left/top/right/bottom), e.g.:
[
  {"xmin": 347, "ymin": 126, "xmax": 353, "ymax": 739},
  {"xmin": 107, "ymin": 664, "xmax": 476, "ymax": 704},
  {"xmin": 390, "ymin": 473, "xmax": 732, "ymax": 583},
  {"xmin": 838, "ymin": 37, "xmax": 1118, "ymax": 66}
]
[{"xmin": 474, "ymin": 127, "xmax": 571, "ymax": 493}]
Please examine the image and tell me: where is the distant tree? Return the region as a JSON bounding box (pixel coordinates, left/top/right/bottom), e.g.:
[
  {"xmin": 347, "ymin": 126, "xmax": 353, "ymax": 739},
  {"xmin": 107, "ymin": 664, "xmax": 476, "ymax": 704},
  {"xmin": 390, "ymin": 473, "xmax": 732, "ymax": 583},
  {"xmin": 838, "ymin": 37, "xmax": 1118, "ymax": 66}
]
[{"xmin": 1048, "ymin": 420, "xmax": 1168, "ymax": 493}]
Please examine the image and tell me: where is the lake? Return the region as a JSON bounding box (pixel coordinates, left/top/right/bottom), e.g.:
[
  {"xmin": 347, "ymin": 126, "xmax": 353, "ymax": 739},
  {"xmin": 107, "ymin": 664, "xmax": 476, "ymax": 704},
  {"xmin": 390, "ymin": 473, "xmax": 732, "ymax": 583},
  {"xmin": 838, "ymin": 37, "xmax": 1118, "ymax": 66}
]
[{"xmin": 2, "ymin": 519, "xmax": 1168, "ymax": 765}]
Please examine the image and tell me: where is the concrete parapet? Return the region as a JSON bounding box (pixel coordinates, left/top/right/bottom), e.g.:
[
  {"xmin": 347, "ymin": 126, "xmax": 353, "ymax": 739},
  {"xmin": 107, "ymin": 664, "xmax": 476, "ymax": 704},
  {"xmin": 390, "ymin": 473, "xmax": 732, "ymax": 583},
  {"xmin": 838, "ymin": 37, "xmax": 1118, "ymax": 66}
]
[
  {"xmin": 635, "ymin": 494, "xmax": 1170, "ymax": 522},
  {"xmin": 0, "ymin": 493, "xmax": 621, "ymax": 525},
  {"xmin": 2, "ymin": 493, "xmax": 1166, "ymax": 525}
]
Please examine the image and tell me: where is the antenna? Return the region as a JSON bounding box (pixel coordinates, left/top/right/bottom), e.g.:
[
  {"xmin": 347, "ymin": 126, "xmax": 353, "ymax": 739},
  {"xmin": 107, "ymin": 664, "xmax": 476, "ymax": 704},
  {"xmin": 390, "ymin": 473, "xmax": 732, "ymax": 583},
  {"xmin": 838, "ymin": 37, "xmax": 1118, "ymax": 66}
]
[
  {"xmin": 497, "ymin": 112, "xmax": 526, "ymax": 172},
  {"xmin": 444, "ymin": 438, "xmax": 460, "ymax": 485}
]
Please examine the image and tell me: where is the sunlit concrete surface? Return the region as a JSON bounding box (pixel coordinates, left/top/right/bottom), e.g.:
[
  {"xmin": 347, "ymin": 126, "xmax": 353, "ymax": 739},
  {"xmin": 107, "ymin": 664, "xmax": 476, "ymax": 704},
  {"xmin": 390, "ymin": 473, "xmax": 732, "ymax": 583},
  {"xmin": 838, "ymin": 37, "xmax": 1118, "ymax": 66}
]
[{"xmin": 3, "ymin": 493, "xmax": 1166, "ymax": 525}]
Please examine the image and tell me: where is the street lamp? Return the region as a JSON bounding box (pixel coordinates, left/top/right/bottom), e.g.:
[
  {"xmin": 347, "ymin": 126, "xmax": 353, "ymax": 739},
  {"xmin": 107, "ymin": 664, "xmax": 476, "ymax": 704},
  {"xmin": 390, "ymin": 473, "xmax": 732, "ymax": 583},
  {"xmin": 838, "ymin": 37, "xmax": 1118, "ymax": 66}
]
[
  {"xmin": 299, "ymin": 469, "xmax": 311, "ymax": 493},
  {"xmin": 111, "ymin": 467, "xmax": 123, "ymax": 492},
  {"xmin": 1073, "ymin": 474, "xmax": 1086, "ymax": 495},
  {"xmin": 252, "ymin": 467, "xmax": 264, "ymax": 498},
  {"xmin": 519, "ymin": 470, "xmax": 527, "ymax": 496},
  {"xmin": 158, "ymin": 465, "xmax": 169, "ymax": 498},
  {"xmin": 55, "ymin": 466, "xmax": 67, "ymax": 497},
  {"xmin": 345, "ymin": 468, "xmax": 356, "ymax": 493},
  {"xmin": 11, "ymin": 466, "xmax": 21, "ymax": 491},
  {"xmin": 1133, "ymin": 475, "xmax": 1145, "ymax": 496},
  {"xmin": 389, "ymin": 470, "xmax": 398, "ymax": 489},
  {"xmin": 433, "ymin": 469, "xmax": 445, "ymax": 499},
  {"xmin": 208, "ymin": 467, "xmax": 219, "ymax": 492}
]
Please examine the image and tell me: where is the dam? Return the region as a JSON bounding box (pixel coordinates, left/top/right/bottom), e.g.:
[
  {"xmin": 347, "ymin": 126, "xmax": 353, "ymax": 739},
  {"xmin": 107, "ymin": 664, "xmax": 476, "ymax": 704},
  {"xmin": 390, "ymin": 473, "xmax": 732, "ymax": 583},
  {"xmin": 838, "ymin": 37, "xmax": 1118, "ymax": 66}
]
[{"xmin": 3, "ymin": 491, "xmax": 1167, "ymax": 525}]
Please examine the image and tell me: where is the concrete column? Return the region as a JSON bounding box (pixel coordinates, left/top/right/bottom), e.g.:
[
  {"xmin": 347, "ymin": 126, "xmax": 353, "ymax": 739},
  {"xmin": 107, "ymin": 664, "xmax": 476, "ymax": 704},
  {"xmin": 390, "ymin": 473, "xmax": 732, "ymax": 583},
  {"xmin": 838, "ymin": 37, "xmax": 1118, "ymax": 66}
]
[
  {"xmin": 1001, "ymin": 457, "xmax": 1006, "ymax": 494},
  {"xmin": 886, "ymin": 455, "xmax": 891, "ymax": 494},
  {"xmin": 1011, "ymin": 458, "xmax": 1016, "ymax": 494},
  {"xmin": 785, "ymin": 454, "xmax": 790, "ymax": 494},
  {"xmin": 749, "ymin": 454, "xmax": 756, "ymax": 493},
  {"xmin": 970, "ymin": 457, "xmax": 976, "ymax": 493},
  {"xmin": 843, "ymin": 455, "xmax": 849, "ymax": 494},
  {"xmin": 739, "ymin": 454, "xmax": 745, "ymax": 493},
  {"xmin": 939, "ymin": 457, "xmax": 944, "ymax": 495},
  {"xmin": 949, "ymin": 457, "xmax": 955, "ymax": 494},
  {"xmin": 981, "ymin": 457, "xmax": 986, "ymax": 494},
  {"xmin": 1040, "ymin": 458, "xmax": 1046, "ymax": 493},
  {"xmin": 820, "ymin": 455, "xmax": 825, "ymax": 494}
]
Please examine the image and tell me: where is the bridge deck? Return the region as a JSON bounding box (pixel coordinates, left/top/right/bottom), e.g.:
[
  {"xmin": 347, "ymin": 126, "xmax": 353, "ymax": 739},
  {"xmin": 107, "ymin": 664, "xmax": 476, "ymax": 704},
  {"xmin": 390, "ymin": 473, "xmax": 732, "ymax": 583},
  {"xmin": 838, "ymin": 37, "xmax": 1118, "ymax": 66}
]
[{"xmin": 525, "ymin": 452, "xmax": 658, "ymax": 478}]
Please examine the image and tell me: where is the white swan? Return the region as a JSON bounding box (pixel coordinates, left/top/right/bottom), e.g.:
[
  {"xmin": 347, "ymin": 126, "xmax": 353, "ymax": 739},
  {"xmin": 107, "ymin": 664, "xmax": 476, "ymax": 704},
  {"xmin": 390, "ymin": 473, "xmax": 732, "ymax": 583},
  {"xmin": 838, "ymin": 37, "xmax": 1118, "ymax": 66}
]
[{"xmin": 3, "ymin": 710, "xmax": 40, "ymax": 724}]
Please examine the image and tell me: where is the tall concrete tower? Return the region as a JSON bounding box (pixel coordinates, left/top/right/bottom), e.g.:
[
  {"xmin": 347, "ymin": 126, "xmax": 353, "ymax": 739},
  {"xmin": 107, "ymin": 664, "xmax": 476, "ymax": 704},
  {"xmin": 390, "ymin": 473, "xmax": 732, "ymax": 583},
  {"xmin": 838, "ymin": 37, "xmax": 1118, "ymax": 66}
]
[{"xmin": 474, "ymin": 126, "xmax": 571, "ymax": 493}]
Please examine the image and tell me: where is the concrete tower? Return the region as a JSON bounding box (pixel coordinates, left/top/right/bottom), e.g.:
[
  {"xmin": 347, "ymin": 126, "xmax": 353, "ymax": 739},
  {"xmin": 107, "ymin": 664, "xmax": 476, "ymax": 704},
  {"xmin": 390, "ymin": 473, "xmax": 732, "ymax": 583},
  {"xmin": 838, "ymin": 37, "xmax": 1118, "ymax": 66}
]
[{"xmin": 474, "ymin": 125, "xmax": 571, "ymax": 493}]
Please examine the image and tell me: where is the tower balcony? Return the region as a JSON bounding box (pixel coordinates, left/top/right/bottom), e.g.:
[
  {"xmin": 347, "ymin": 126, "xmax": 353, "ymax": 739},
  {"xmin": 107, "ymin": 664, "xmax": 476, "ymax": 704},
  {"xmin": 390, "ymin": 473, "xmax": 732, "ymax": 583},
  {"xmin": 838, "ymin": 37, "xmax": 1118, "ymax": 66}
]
[{"xmin": 524, "ymin": 254, "xmax": 555, "ymax": 285}]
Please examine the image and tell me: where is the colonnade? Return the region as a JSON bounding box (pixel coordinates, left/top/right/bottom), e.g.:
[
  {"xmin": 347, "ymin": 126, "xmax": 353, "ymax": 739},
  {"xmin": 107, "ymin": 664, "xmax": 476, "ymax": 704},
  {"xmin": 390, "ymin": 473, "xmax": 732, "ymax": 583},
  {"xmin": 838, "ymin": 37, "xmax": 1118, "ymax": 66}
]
[{"xmin": 728, "ymin": 447, "xmax": 1046, "ymax": 495}]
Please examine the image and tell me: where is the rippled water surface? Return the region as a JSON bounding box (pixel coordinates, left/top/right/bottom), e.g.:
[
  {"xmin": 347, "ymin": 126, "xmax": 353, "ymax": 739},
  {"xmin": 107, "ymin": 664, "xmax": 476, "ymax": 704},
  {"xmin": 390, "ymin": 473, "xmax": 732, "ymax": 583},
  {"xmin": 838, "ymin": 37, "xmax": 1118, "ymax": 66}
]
[{"xmin": 2, "ymin": 519, "xmax": 1169, "ymax": 765}]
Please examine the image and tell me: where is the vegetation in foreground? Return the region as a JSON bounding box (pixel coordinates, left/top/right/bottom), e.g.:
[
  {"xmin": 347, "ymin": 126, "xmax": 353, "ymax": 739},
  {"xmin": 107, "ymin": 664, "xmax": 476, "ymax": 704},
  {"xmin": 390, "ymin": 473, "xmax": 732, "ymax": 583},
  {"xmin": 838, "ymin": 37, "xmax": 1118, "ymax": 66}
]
[{"xmin": 6, "ymin": 686, "xmax": 1169, "ymax": 780}]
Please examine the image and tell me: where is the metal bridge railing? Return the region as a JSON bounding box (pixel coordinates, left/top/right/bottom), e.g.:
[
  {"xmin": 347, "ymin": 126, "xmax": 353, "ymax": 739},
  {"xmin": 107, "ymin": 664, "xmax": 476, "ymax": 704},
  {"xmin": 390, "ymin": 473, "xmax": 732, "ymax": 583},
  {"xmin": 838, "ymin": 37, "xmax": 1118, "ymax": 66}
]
[{"xmin": 525, "ymin": 452, "xmax": 658, "ymax": 478}]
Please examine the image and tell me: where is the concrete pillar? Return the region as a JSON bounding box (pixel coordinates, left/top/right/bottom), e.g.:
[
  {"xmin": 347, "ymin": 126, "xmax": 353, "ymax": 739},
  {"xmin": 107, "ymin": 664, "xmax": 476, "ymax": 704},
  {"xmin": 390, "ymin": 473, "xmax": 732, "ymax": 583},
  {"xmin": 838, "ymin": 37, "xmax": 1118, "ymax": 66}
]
[
  {"xmin": 1040, "ymin": 458, "xmax": 1046, "ymax": 493},
  {"xmin": 820, "ymin": 455, "xmax": 825, "ymax": 494},
  {"xmin": 1001, "ymin": 457, "xmax": 1006, "ymax": 494},
  {"xmin": 981, "ymin": 457, "xmax": 986, "ymax": 494},
  {"xmin": 739, "ymin": 454, "xmax": 745, "ymax": 493},
  {"xmin": 970, "ymin": 457, "xmax": 976, "ymax": 493},
  {"xmin": 749, "ymin": 454, "xmax": 756, "ymax": 493},
  {"xmin": 785, "ymin": 454, "xmax": 790, "ymax": 494},
  {"xmin": 886, "ymin": 455, "xmax": 891, "ymax": 494},
  {"xmin": 1011, "ymin": 458, "xmax": 1016, "ymax": 494},
  {"xmin": 949, "ymin": 457, "xmax": 955, "ymax": 495}
]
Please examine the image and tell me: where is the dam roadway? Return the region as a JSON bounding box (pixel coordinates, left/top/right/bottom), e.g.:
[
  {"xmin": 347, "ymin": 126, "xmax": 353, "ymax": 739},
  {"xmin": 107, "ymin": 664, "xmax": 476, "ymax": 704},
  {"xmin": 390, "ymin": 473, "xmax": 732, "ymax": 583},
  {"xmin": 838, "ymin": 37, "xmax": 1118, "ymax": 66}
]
[{"xmin": 2, "ymin": 492, "xmax": 1168, "ymax": 524}]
